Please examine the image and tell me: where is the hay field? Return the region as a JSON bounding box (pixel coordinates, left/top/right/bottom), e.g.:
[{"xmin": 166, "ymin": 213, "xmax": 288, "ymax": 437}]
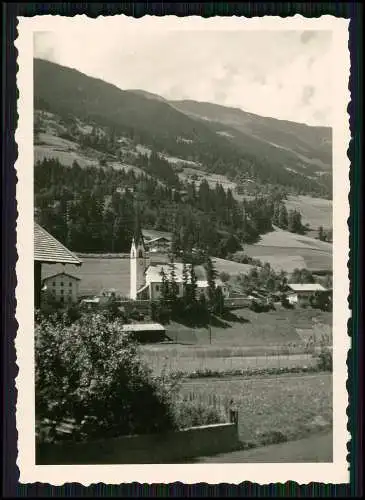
[
  {"xmin": 181, "ymin": 373, "xmax": 332, "ymax": 445},
  {"xmin": 285, "ymin": 195, "xmax": 332, "ymax": 229},
  {"xmin": 244, "ymin": 228, "xmax": 332, "ymax": 273}
]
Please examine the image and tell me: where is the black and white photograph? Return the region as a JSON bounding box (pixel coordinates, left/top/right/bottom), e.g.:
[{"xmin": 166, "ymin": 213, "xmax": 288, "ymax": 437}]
[{"xmin": 15, "ymin": 15, "xmax": 350, "ymax": 485}]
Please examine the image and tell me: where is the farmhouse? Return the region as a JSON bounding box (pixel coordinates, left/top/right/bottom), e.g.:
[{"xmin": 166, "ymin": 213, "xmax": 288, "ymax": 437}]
[
  {"xmin": 34, "ymin": 222, "xmax": 82, "ymax": 308},
  {"xmin": 144, "ymin": 236, "xmax": 171, "ymax": 253},
  {"xmin": 287, "ymin": 283, "xmax": 327, "ymax": 306},
  {"xmin": 42, "ymin": 272, "xmax": 80, "ymax": 304},
  {"xmin": 130, "ymin": 230, "xmax": 229, "ymax": 301}
]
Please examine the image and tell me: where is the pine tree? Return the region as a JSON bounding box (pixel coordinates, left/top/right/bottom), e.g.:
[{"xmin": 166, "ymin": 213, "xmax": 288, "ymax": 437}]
[
  {"xmin": 168, "ymin": 259, "xmax": 179, "ymax": 304},
  {"xmin": 160, "ymin": 269, "xmax": 169, "ymax": 304},
  {"xmin": 205, "ymin": 256, "xmax": 217, "ymax": 306},
  {"xmin": 214, "ymin": 286, "xmax": 225, "ymax": 315},
  {"xmin": 278, "ymin": 203, "xmax": 289, "ymax": 229},
  {"xmin": 182, "ymin": 261, "xmax": 189, "ymax": 305},
  {"xmin": 188, "ymin": 265, "xmax": 198, "ymax": 304}
]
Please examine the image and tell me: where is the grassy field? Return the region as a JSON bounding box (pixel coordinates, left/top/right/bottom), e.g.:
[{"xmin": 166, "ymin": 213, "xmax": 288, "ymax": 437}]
[
  {"xmin": 42, "ymin": 258, "xmax": 131, "ymax": 297},
  {"xmin": 141, "ymin": 307, "xmax": 332, "ymax": 375},
  {"xmin": 244, "ymin": 227, "xmax": 332, "ymax": 273},
  {"xmin": 142, "ymin": 350, "xmax": 318, "ymax": 375},
  {"xmin": 163, "ymin": 307, "xmax": 332, "ymax": 346},
  {"xmin": 285, "ymin": 195, "xmax": 332, "ymax": 230},
  {"xmin": 180, "ymin": 373, "xmax": 332, "ymax": 446}
]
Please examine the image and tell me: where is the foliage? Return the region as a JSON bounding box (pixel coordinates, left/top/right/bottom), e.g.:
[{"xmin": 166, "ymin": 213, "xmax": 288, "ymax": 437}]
[
  {"xmin": 290, "ymin": 268, "xmax": 315, "ymax": 284},
  {"xmin": 219, "ymin": 271, "xmax": 230, "ymax": 283},
  {"xmin": 34, "ymin": 156, "xmax": 306, "ymax": 257},
  {"xmin": 316, "ymin": 347, "xmax": 333, "ymax": 372},
  {"xmin": 173, "ymin": 400, "xmax": 225, "ymax": 429},
  {"xmin": 35, "ymin": 314, "xmax": 179, "ymax": 443},
  {"xmin": 235, "ymin": 263, "xmax": 288, "ymax": 295}
]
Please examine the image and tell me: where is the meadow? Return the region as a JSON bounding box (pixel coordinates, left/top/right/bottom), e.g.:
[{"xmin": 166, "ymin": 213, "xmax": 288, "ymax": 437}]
[
  {"xmin": 243, "ymin": 227, "xmax": 332, "ymax": 273},
  {"xmin": 285, "ymin": 195, "xmax": 332, "ymax": 230},
  {"xmin": 141, "ymin": 307, "xmax": 332, "ymax": 375},
  {"xmin": 179, "ymin": 373, "xmax": 332, "ymax": 446}
]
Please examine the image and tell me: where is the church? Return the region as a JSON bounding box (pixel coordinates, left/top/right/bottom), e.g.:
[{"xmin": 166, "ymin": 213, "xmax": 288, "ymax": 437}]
[{"xmin": 129, "ymin": 229, "xmax": 229, "ymax": 301}]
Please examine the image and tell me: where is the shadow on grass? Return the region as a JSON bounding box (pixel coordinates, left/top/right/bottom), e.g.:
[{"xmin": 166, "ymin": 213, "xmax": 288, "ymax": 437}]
[{"xmin": 221, "ymin": 310, "xmax": 251, "ymax": 324}]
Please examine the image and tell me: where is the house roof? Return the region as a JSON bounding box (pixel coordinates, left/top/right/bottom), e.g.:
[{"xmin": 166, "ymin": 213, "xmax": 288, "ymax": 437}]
[
  {"xmin": 146, "ymin": 263, "xmax": 197, "ymax": 283},
  {"xmin": 34, "ymin": 222, "xmax": 82, "ymax": 265},
  {"xmin": 122, "ymin": 323, "xmax": 166, "ymax": 332},
  {"xmin": 288, "ymin": 283, "xmax": 327, "ymax": 292},
  {"xmin": 42, "ymin": 272, "xmax": 81, "ymax": 282},
  {"xmin": 145, "ymin": 236, "xmax": 171, "ymax": 244}
]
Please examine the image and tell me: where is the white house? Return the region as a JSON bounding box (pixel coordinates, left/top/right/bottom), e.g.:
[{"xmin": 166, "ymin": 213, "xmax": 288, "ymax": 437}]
[
  {"xmin": 287, "ymin": 283, "xmax": 327, "ymax": 306},
  {"xmin": 129, "ymin": 233, "xmax": 229, "ymax": 301},
  {"xmin": 42, "ymin": 272, "xmax": 81, "ymax": 304}
]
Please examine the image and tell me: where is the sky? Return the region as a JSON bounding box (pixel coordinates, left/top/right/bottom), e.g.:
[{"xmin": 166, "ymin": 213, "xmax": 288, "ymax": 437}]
[{"xmin": 34, "ymin": 19, "xmax": 333, "ymax": 127}]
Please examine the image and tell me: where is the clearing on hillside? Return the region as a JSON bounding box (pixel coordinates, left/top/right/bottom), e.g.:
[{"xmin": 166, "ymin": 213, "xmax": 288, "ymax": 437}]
[{"xmin": 285, "ymin": 195, "xmax": 332, "ymax": 229}]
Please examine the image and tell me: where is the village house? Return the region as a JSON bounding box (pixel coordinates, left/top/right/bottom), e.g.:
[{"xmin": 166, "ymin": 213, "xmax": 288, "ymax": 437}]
[
  {"xmin": 129, "ymin": 231, "xmax": 229, "ymax": 301},
  {"xmin": 42, "ymin": 272, "xmax": 81, "ymax": 304},
  {"xmin": 144, "ymin": 236, "xmax": 171, "ymax": 253},
  {"xmin": 287, "ymin": 283, "xmax": 327, "ymax": 307},
  {"xmin": 34, "ymin": 222, "xmax": 82, "ymax": 308}
]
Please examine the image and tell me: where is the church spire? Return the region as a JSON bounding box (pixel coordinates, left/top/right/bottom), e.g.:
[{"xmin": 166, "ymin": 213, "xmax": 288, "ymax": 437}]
[{"xmin": 133, "ymin": 204, "xmax": 145, "ymax": 249}]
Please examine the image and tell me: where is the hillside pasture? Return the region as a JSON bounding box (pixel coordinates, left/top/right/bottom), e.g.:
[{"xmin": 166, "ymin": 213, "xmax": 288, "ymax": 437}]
[
  {"xmin": 35, "ymin": 145, "xmax": 100, "ymax": 168},
  {"xmin": 212, "ymin": 257, "xmax": 253, "ymax": 276},
  {"xmin": 243, "ymin": 228, "xmax": 332, "ymax": 273},
  {"xmin": 165, "ymin": 306, "xmax": 332, "ymax": 347},
  {"xmin": 285, "ymin": 195, "xmax": 332, "ymax": 229}
]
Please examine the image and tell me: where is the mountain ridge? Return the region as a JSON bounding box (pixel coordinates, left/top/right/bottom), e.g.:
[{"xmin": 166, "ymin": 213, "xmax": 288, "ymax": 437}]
[{"xmin": 34, "ymin": 58, "xmax": 332, "ymax": 197}]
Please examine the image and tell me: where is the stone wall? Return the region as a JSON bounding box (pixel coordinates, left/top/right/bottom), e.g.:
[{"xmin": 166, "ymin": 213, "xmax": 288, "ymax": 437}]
[{"xmin": 37, "ymin": 422, "xmax": 240, "ymax": 464}]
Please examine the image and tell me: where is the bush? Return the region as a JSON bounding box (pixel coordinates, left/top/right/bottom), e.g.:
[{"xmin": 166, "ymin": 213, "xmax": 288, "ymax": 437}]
[
  {"xmin": 316, "ymin": 347, "xmax": 333, "ymax": 372},
  {"xmin": 173, "ymin": 400, "xmax": 225, "ymax": 429},
  {"xmin": 35, "ymin": 314, "xmax": 179, "ymax": 443}
]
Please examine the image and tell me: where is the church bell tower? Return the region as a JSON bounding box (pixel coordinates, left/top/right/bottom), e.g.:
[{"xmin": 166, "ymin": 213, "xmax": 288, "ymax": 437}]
[{"xmin": 130, "ymin": 229, "xmax": 148, "ymax": 300}]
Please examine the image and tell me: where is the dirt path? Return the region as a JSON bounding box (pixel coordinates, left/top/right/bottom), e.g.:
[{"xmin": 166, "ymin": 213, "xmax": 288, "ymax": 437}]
[{"xmin": 194, "ymin": 431, "xmax": 333, "ymax": 463}]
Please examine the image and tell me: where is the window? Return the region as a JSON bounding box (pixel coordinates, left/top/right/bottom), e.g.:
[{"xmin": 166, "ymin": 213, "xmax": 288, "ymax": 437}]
[
  {"xmin": 138, "ymin": 250, "xmax": 143, "ymax": 258},
  {"xmin": 60, "ymin": 297, "xmax": 64, "ymax": 303},
  {"xmin": 69, "ymin": 282, "xmax": 72, "ymax": 287},
  {"xmin": 155, "ymin": 285, "xmax": 160, "ymax": 291},
  {"xmin": 52, "ymin": 281, "xmax": 55, "ymax": 286},
  {"xmin": 60, "ymin": 290, "xmax": 64, "ymax": 295},
  {"xmin": 60, "ymin": 282, "xmax": 64, "ymax": 287}
]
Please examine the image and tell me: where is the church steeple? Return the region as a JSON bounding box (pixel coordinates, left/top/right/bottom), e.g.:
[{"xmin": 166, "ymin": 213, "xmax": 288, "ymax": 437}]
[
  {"xmin": 130, "ymin": 206, "xmax": 148, "ymax": 299},
  {"xmin": 133, "ymin": 205, "xmax": 145, "ymax": 250}
]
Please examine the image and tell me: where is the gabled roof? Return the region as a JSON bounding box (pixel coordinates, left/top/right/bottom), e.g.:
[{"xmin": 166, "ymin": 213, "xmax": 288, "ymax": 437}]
[
  {"xmin": 145, "ymin": 236, "xmax": 171, "ymax": 244},
  {"xmin": 42, "ymin": 272, "xmax": 81, "ymax": 282},
  {"xmin": 288, "ymin": 283, "xmax": 326, "ymax": 292},
  {"xmin": 34, "ymin": 222, "xmax": 82, "ymax": 265}
]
